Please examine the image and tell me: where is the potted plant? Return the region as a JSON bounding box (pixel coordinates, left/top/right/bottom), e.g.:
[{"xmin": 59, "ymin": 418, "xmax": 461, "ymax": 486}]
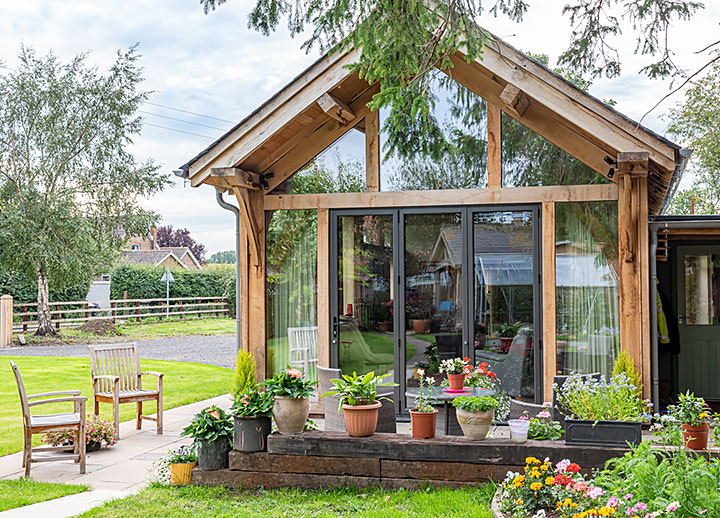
[
  {"xmin": 378, "ymin": 300, "xmax": 393, "ymax": 332},
  {"xmin": 413, "ymin": 361, "xmax": 429, "ymax": 379},
  {"xmin": 554, "ymin": 372, "xmax": 649, "ymax": 447},
  {"xmin": 321, "ymin": 370, "xmax": 396, "ymax": 437},
  {"xmin": 463, "ymin": 361, "xmax": 498, "ymax": 390},
  {"xmin": 231, "ymin": 388, "xmax": 274, "ymax": 452},
  {"xmin": 439, "ymin": 357, "xmax": 472, "ymax": 391},
  {"xmin": 155, "ymin": 444, "xmax": 198, "ymax": 485},
  {"xmin": 525, "ymin": 407, "xmax": 563, "ymax": 441},
  {"xmin": 181, "ymin": 405, "xmax": 233, "ymax": 470},
  {"xmin": 409, "ymin": 372, "xmax": 437, "ymax": 439},
  {"xmin": 453, "ymin": 395, "xmax": 498, "ymax": 440},
  {"xmin": 670, "ymin": 391, "xmax": 714, "ymax": 450},
  {"xmin": 261, "ymin": 367, "xmax": 317, "ymax": 434},
  {"xmin": 406, "ymin": 292, "xmax": 432, "ymax": 334},
  {"xmin": 42, "ymin": 415, "xmax": 117, "ymax": 452}
]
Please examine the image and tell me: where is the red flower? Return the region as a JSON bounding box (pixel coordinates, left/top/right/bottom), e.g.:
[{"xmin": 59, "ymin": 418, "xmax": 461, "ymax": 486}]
[{"xmin": 566, "ymin": 463, "xmax": 581, "ymax": 473}]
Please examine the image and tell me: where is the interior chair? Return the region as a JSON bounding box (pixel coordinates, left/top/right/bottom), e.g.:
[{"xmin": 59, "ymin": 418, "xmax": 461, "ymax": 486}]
[
  {"xmin": 317, "ymin": 365, "xmax": 396, "ymax": 433},
  {"xmin": 11, "ymin": 360, "xmax": 87, "ymax": 478},
  {"xmin": 475, "ymin": 326, "xmax": 531, "ymax": 398},
  {"xmin": 288, "ymin": 326, "xmax": 319, "ymax": 381}
]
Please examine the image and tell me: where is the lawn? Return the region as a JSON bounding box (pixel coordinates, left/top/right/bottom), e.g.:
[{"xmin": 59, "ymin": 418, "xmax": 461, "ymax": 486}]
[
  {"xmin": 0, "ymin": 478, "xmax": 88, "ymax": 512},
  {"xmin": 79, "ymin": 484, "xmax": 495, "ymax": 517},
  {"xmin": 1, "ymin": 356, "xmax": 232, "ymax": 456},
  {"xmin": 115, "ymin": 317, "xmax": 235, "ymax": 339}
]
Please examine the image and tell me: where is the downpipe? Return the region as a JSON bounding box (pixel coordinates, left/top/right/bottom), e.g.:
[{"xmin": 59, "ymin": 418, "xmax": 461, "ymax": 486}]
[
  {"xmin": 649, "ymin": 228, "xmax": 659, "ymax": 412},
  {"xmin": 215, "ymin": 188, "xmax": 242, "ymax": 353}
]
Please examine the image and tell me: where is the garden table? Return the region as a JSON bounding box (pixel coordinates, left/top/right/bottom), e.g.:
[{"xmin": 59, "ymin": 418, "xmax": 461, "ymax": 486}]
[{"xmin": 405, "ymin": 387, "xmax": 494, "ymax": 436}]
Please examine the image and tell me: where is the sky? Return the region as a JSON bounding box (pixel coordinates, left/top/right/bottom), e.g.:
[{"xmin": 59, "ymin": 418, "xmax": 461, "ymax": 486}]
[{"xmin": 1, "ymin": 1, "xmax": 718, "ymax": 254}]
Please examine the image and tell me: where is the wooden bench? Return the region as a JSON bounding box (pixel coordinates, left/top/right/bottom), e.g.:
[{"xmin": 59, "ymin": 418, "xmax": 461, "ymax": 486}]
[
  {"xmin": 11, "ymin": 360, "xmax": 87, "ymax": 477},
  {"xmin": 89, "ymin": 342, "xmax": 163, "ymax": 439}
]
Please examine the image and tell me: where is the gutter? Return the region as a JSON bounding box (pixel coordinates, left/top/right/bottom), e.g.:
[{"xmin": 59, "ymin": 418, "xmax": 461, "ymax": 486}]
[{"xmin": 660, "ymin": 148, "xmax": 693, "ymax": 214}]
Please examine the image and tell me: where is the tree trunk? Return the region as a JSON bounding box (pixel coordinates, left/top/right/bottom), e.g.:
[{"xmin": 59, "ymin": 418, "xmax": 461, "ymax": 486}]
[{"xmin": 35, "ymin": 269, "xmax": 56, "ymax": 336}]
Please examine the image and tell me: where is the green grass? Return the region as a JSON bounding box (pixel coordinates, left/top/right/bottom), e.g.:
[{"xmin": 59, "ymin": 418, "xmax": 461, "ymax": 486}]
[
  {"xmin": 1, "ymin": 356, "xmax": 232, "ymax": 457},
  {"xmin": 0, "ymin": 478, "xmax": 89, "ymax": 512},
  {"xmin": 79, "ymin": 484, "xmax": 495, "ymax": 517},
  {"xmin": 115, "ymin": 318, "xmax": 236, "ymax": 339}
]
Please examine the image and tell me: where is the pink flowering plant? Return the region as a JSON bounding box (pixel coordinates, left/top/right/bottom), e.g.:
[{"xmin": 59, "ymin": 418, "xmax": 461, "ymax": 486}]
[
  {"xmin": 261, "ymin": 367, "xmax": 317, "ymax": 399},
  {"xmin": 42, "ymin": 415, "xmax": 117, "ymax": 447},
  {"xmin": 521, "ymin": 406, "xmax": 563, "ymax": 441},
  {"xmin": 231, "ymin": 388, "xmax": 273, "ymax": 417}
]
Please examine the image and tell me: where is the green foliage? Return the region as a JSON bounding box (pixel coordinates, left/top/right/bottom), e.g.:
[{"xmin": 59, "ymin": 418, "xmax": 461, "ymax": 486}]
[
  {"xmin": 0, "ymin": 479, "xmax": 88, "ymax": 513},
  {"xmin": 553, "ymin": 372, "xmax": 648, "ymax": 421},
  {"xmin": 231, "ymin": 350, "xmax": 257, "ymax": 397},
  {"xmin": 261, "ymin": 367, "xmax": 317, "ymax": 399},
  {"xmin": 321, "ymin": 371, "xmax": 396, "ymax": 409},
  {"xmin": 666, "ymin": 187, "xmax": 717, "ymax": 215},
  {"xmin": 231, "ymin": 389, "xmax": 274, "ymax": 417},
  {"xmin": 452, "ymin": 396, "xmax": 499, "ymax": 412},
  {"xmin": 181, "ymin": 406, "xmax": 234, "ymax": 446},
  {"xmin": 669, "ymin": 391, "xmax": 713, "ymax": 426},
  {"xmin": 0, "ymin": 44, "xmax": 168, "ymax": 333},
  {"xmin": 412, "ymin": 375, "xmax": 436, "ymax": 413},
  {"xmin": 0, "ymin": 270, "xmax": 90, "ymax": 303},
  {"xmin": 207, "ymin": 250, "xmax": 236, "ymax": 264},
  {"xmin": 110, "ymin": 264, "xmax": 234, "ymax": 300},
  {"xmin": 612, "ymin": 350, "xmax": 642, "ymax": 396},
  {"xmin": 526, "ymin": 413, "xmax": 563, "ymax": 441}
]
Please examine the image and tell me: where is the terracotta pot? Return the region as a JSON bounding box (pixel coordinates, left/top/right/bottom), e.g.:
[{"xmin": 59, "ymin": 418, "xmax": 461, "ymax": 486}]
[
  {"xmin": 410, "ymin": 408, "xmax": 438, "ymax": 439},
  {"xmin": 342, "ymin": 401, "xmax": 381, "ymax": 437},
  {"xmin": 412, "ymin": 319, "xmax": 431, "ymax": 334},
  {"xmin": 682, "ymin": 423, "xmax": 710, "ymax": 450},
  {"xmin": 456, "ymin": 407, "xmax": 494, "ymax": 440},
  {"xmin": 170, "ymin": 461, "xmax": 196, "ymax": 485},
  {"xmin": 378, "ymin": 321, "xmax": 393, "ymax": 332},
  {"xmin": 273, "ymin": 396, "xmax": 310, "ymax": 434},
  {"xmin": 447, "ymin": 373, "xmax": 465, "ymax": 391},
  {"xmin": 234, "ymin": 415, "xmax": 272, "ymax": 452}
]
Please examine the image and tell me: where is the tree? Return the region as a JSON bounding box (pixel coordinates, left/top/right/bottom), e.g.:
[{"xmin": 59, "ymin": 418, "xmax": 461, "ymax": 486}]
[
  {"xmin": 208, "ymin": 250, "xmax": 236, "ymax": 264},
  {"xmin": 201, "ymin": 0, "xmax": 713, "ymax": 127},
  {"xmin": 667, "ymin": 60, "xmax": 720, "ymax": 215},
  {"xmin": 155, "ymin": 226, "xmax": 207, "ymax": 263},
  {"xmin": 0, "ymin": 45, "xmax": 168, "ymax": 335}
]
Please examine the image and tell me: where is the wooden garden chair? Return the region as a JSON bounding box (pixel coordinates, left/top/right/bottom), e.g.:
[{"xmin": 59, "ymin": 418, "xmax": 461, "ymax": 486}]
[
  {"xmin": 10, "ymin": 360, "xmax": 87, "ymax": 478},
  {"xmin": 88, "ymin": 343, "xmax": 163, "ymax": 439}
]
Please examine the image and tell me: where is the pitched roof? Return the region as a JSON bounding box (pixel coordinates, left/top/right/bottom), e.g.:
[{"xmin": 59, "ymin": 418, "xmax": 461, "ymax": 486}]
[
  {"xmin": 120, "ymin": 250, "xmax": 188, "ymax": 269},
  {"xmin": 160, "ymin": 247, "xmax": 202, "ymax": 269}
]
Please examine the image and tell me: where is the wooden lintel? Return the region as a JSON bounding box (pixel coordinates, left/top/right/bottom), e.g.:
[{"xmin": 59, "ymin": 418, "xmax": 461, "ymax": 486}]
[
  {"xmin": 499, "ymin": 83, "xmax": 530, "ymax": 117},
  {"xmin": 211, "ymin": 167, "xmax": 261, "ymax": 190},
  {"xmin": 317, "ymin": 93, "xmax": 356, "ymax": 125},
  {"xmin": 617, "ymin": 152, "xmax": 650, "ymax": 177},
  {"xmin": 233, "ymin": 187, "xmax": 261, "ymax": 266}
]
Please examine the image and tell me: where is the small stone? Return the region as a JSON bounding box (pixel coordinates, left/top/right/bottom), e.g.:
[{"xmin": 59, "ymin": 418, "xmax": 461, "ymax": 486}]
[{"xmin": 18, "ymin": 334, "xmax": 26, "ymax": 345}]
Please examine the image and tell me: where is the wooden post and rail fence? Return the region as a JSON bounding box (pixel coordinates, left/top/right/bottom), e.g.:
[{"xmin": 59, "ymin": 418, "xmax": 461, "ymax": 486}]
[{"xmin": 0, "ymin": 294, "xmax": 229, "ymax": 346}]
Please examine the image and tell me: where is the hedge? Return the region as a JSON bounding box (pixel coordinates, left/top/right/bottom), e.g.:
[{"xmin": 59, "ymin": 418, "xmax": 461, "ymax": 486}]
[
  {"xmin": 110, "ymin": 264, "xmax": 236, "ymax": 314},
  {"xmin": 0, "ymin": 270, "xmax": 91, "ymax": 304}
]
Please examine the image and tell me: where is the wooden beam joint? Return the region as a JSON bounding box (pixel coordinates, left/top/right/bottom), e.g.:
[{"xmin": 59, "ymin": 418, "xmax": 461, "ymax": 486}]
[
  {"xmin": 211, "ymin": 167, "xmax": 261, "ymax": 190},
  {"xmin": 317, "ymin": 93, "xmax": 356, "ymax": 125},
  {"xmin": 499, "ymin": 83, "xmax": 530, "ymax": 117}
]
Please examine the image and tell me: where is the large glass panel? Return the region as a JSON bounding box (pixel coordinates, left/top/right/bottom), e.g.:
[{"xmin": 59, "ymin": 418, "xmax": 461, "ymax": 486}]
[
  {"xmin": 266, "ymin": 210, "xmax": 318, "ymax": 382},
  {"xmin": 381, "ymin": 76, "xmax": 488, "ymax": 191},
  {"xmin": 555, "ymin": 201, "xmax": 619, "ymax": 378},
  {"xmin": 501, "ymin": 113, "xmax": 611, "ymax": 187},
  {"xmin": 337, "ymin": 215, "xmax": 395, "ymax": 379},
  {"xmin": 473, "ymin": 211, "xmax": 535, "ymax": 400},
  {"xmin": 684, "ymin": 254, "xmax": 720, "ymax": 325},
  {"xmin": 404, "ymin": 213, "xmax": 463, "ymax": 393}
]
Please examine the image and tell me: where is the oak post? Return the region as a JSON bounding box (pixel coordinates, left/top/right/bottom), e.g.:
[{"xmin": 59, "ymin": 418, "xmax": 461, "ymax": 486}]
[
  {"xmin": 541, "ymin": 202, "xmax": 556, "ymax": 403},
  {"xmin": 248, "ymin": 190, "xmax": 266, "ymax": 380},
  {"xmin": 365, "ymin": 110, "xmax": 380, "ymax": 192},
  {"xmin": 487, "ymin": 103, "xmax": 502, "ymax": 188},
  {"xmin": 0, "ymin": 295, "xmax": 12, "ymax": 348}
]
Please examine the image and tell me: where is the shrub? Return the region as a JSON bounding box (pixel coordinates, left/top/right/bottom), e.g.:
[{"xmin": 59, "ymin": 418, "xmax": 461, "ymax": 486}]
[
  {"xmin": 181, "ymin": 406, "xmax": 233, "ymax": 446},
  {"xmin": 231, "ymin": 350, "xmax": 257, "ymax": 397},
  {"xmin": 554, "ymin": 372, "xmax": 649, "ymax": 421},
  {"xmin": 612, "ymin": 350, "xmax": 642, "ymax": 396},
  {"xmin": 452, "ymin": 396, "xmax": 499, "ymax": 412},
  {"xmin": 0, "ymin": 270, "xmax": 90, "ymax": 303}
]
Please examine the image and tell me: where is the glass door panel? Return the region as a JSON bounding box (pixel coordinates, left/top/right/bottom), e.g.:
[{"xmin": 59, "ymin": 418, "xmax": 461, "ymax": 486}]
[
  {"xmin": 473, "ymin": 210, "xmax": 536, "ymax": 400},
  {"xmin": 403, "ymin": 212, "xmax": 463, "ymax": 406},
  {"xmin": 335, "ymin": 214, "xmax": 395, "ymax": 381}
]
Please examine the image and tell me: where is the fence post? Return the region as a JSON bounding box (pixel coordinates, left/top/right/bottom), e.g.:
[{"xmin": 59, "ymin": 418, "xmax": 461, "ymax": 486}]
[
  {"xmin": 54, "ymin": 303, "xmax": 60, "ymax": 331},
  {"xmin": 136, "ymin": 301, "xmax": 140, "ymax": 322},
  {"xmin": 178, "ymin": 300, "xmax": 182, "ymax": 320},
  {"xmin": 84, "ymin": 302, "xmax": 89, "ymax": 323},
  {"xmin": 111, "ymin": 302, "xmax": 116, "ymax": 323},
  {"xmin": 0, "ymin": 295, "xmax": 12, "ymax": 348},
  {"xmin": 22, "ymin": 305, "xmax": 27, "ymax": 333}
]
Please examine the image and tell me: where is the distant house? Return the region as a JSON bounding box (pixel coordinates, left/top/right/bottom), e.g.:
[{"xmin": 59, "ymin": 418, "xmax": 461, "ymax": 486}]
[{"xmin": 122, "ymin": 227, "xmax": 202, "ymax": 270}]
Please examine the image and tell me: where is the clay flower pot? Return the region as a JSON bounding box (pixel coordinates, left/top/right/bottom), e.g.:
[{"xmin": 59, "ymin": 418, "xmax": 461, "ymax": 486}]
[
  {"xmin": 170, "ymin": 461, "xmax": 197, "ymax": 485},
  {"xmin": 456, "ymin": 407, "xmax": 495, "ymax": 440},
  {"xmin": 682, "ymin": 423, "xmax": 710, "ymax": 450},
  {"xmin": 273, "ymin": 396, "xmax": 310, "ymax": 434},
  {"xmin": 342, "ymin": 401, "xmax": 382, "ymax": 437},
  {"xmin": 447, "ymin": 373, "xmax": 465, "ymax": 391},
  {"xmin": 410, "ymin": 408, "xmax": 438, "ymax": 439},
  {"xmin": 412, "ymin": 319, "xmax": 431, "ymax": 334},
  {"xmin": 234, "ymin": 415, "xmax": 272, "ymax": 452}
]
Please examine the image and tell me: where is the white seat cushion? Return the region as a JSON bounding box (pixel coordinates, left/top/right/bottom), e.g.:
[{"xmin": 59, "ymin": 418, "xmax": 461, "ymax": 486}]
[
  {"xmin": 97, "ymin": 389, "xmax": 158, "ymax": 398},
  {"xmin": 31, "ymin": 412, "xmax": 81, "ymax": 427}
]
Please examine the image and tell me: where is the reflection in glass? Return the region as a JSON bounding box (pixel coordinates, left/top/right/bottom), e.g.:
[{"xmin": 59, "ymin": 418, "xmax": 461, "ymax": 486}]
[
  {"xmin": 684, "ymin": 254, "xmax": 720, "ymax": 325},
  {"xmin": 404, "ymin": 213, "xmax": 463, "ymax": 393},
  {"xmin": 501, "ymin": 113, "xmax": 610, "ymax": 187},
  {"xmin": 555, "ymin": 202, "xmax": 619, "ymax": 378},
  {"xmin": 266, "ymin": 210, "xmax": 318, "ymax": 382},
  {"xmin": 337, "ymin": 215, "xmax": 395, "ymax": 379},
  {"xmin": 473, "ymin": 211, "xmax": 535, "ymax": 399}
]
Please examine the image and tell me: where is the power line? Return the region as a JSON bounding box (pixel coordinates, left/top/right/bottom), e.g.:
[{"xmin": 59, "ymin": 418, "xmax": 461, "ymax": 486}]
[
  {"xmin": 142, "ymin": 122, "xmax": 215, "ymax": 140},
  {"xmin": 144, "ymin": 101, "xmax": 235, "ymax": 124},
  {"xmin": 138, "ymin": 110, "xmax": 229, "ymax": 131}
]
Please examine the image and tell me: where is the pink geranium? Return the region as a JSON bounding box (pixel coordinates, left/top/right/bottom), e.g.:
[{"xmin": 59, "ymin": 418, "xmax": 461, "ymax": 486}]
[{"xmin": 287, "ymin": 368, "xmax": 303, "ymax": 379}]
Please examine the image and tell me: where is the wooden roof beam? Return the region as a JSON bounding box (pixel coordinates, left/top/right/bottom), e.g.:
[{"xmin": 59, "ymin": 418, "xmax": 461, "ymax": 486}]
[
  {"xmin": 500, "ymin": 83, "xmax": 530, "ymax": 117},
  {"xmin": 317, "ymin": 93, "xmax": 356, "ymax": 125},
  {"xmin": 210, "ymin": 167, "xmax": 261, "ymax": 190}
]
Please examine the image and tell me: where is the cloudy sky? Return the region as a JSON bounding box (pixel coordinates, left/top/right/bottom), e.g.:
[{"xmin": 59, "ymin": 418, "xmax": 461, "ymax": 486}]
[{"xmin": 1, "ymin": 1, "xmax": 718, "ymax": 254}]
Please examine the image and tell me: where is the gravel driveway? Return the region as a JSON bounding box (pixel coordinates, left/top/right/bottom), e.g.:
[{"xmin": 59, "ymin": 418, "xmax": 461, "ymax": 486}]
[{"xmin": 0, "ymin": 335, "xmax": 238, "ymax": 370}]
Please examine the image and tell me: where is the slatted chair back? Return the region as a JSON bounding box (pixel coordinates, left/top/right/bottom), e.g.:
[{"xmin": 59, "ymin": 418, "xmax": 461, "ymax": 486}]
[
  {"xmin": 89, "ymin": 343, "xmax": 141, "ymax": 393},
  {"xmin": 288, "ymin": 326, "xmax": 318, "ymax": 376},
  {"xmin": 10, "ymin": 361, "xmax": 30, "ymax": 428}
]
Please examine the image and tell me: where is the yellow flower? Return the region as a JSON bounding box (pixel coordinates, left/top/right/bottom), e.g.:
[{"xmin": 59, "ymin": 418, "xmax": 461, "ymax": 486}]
[
  {"xmin": 530, "ymin": 482, "xmax": 543, "ymax": 491},
  {"xmin": 540, "ymin": 463, "xmax": 549, "ymax": 472},
  {"xmin": 515, "ymin": 498, "xmax": 523, "ymax": 506},
  {"xmin": 545, "ymin": 476, "xmax": 555, "ymax": 485},
  {"xmin": 599, "ymin": 507, "xmax": 616, "ymax": 516},
  {"xmin": 700, "ymin": 412, "xmax": 708, "ymax": 419},
  {"xmin": 525, "ymin": 456, "xmax": 540, "ymax": 465}
]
